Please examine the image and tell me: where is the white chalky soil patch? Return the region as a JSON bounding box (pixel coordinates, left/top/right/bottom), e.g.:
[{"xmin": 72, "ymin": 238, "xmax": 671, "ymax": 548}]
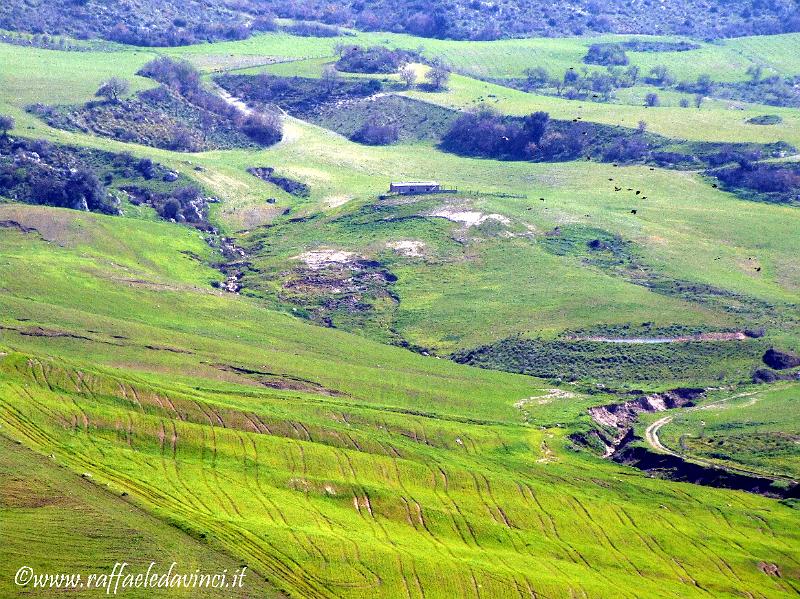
[
  {"xmin": 429, "ymin": 209, "xmax": 511, "ymax": 227},
  {"xmin": 387, "ymin": 240, "xmax": 426, "ymax": 257},
  {"xmin": 297, "ymin": 249, "xmax": 356, "ymax": 269}
]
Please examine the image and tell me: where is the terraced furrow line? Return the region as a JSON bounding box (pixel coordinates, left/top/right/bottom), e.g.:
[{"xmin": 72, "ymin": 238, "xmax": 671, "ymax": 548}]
[
  {"xmin": 283, "ymin": 439, "xmax": 386, "ymax": 586},
  {"xmin": 207, "ymin": 424, "xmax": 245, "ymax": 519},
  {"xmin": 613, "ymin": 509, "xmax": 701, "ymax": 588},
  {"xmin": 162, "ymin": 393, "xmax": 186, "ymax": 421},
  {"xmin": 15, "ymin": 384, "xmax": 74, "ymax": 431},
  {"xmin": 292, "ymin": 441, "xmax": 342, "ymax": 564},
  {"xmin": 4, "ymin": 397, "xmax": 344, "ymax": 597},
  {"xmin": 568, "ymin": 497, "xmax": 645, "ymax": 579},
  {"xmin": 480, "ymin": 473, "xmax": 513, "ymax": 528},
  {"xmin": 195, "ymin": 423, "xmax": 241, "ymax": 520},
  {"xmin": 390, "ymin": 456, "xmax": 457, "ymax": 561},
  {"xmin": 421, "ymin": 460, "xmax": 526, "ymax": 596},
  {"xmin": 424, "ymin": 461, "xmax": 473, "ymax": 547},
  {"xmin": 627, "ymin": 509, "xmax": 727, "ymax": 593},
  {"xmin": 468, "ymin": 471, "xmax": 502, "ymax": 526},
  {"xmin": 167, "ymin": 419, "xmax": 215, "ymax": 515},
  {"xmin": 433, "ymin": 463, "xmax": 482, "ymax": 549},
  {"xmin": 335, "ymin": 444, "xmax": 426, "ymax": 597}
]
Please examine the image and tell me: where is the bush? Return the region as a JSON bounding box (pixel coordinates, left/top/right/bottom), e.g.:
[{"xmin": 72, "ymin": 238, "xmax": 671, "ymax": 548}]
[
  {"xmin": 712, "ymin": 161, "xmax": 800, "ymax": 201},
  {"xmin": 523, "ymin": 67, "xmax": 549, "ymax": 89},
  {"xmin": 646, "ymin": 65, "xmax": 674, "ymax": 86},
  {"xmin": 31, "ymin": 167, "xmax": 109, "ymax": 212},
  {"xmin": 645, "ymin": 92, "xmax": 660, "ymax": 107},
  {"xmin": 0, "ymin": 115, "xmax": 14, "ymax": 136},
  {"xmin": 350, "ymin": 120, "xmax": 399, "ymax": 145},
  {"xmin": 138, "ymin": 57, "xmax": 201, "ymax": 94},
  {"xmin": 285, "ymin": 22, "xmax": 340, "ymax": 37},
  {"xmin": 441, "ymin": 108, "xmax": 553, "ymax": 160},
  {"xmin": 584, "ymin": 43, "xmax": 629, "ymax": 66},
  {"xmin": 399, "ymin": 65, "xmax": 417, "ymax": 88},
  {"xmin": 335, "ymin": 45, "xmax": 410, "ymax": 73},
  {"xmin": 425, "ymin": 63, "xmax": 451, "ymax": 90},
  {"xmin": 240, "ymin": 112, "xmax": 283, "ymax": 146}
]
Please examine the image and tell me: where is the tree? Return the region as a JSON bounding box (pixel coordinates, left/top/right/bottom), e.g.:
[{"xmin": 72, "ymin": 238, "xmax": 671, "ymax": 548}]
[
  {"xmin": 321, "ymin": 65, "xmax": 340, "ymax": 94},
  {"xmin": 584, "ymin": 43, "xmax": 628, "ymax": 66},
  {"xmin": 523, "ymin": 67, "xmax": 549, "ymax": 89},
  {"xmin": 95, "ymin": 77, "xmax": 130, "ymax": 103},
  {"xmin": 522, "ymin": 111, "xmax": 549, "ymax": 145},
  {"xmin": 648, "ymin": 65, "xmax": 674, "ymax": 86},
  {"xmin": 694, "ymin": 94, "xmax": 704, "ymax": 109},
  {"xmin": 679, "ymin": 98, "xmax": 690, "ymax": 108},
  {"xmin": 645, "ymin": 92, "xmax": 660, "ymax": 107},
  {"xmin": 351, "ymin": 119, "xmax": 399, "ymax": 145},
  {"xmin": 240, "ymin": 112, "xmax": 283, "ymax": 146},
  {"xmin": 590, "ymin": 73, "xmax": 614, "ymax": 100},
  {"xmin": 0, "ymin": 115, "xmax": 14, "ymax": 137},
  {"xmin": 746, "ymin": 64, "xmax": 763, "ymax": 84},
  {"xmin": 399, "ymin": 65, "xmax": 417, "ymax": 89},
  {"xmin": 426, "ymin": 63, "xmax": 450, "ymax": 91},
  {"xmin": 695, "ymin": 74, "xmax": 713, "ymax": 95},
  {"xmin": 625, "ymin": 65, "xmax": 640, "ymax": 85}
]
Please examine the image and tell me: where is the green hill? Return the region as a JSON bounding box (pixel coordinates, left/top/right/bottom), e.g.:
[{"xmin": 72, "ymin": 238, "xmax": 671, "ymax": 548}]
[{"xmin": 0, "ymin": 18, "xmax": 799, "ymax": 599}]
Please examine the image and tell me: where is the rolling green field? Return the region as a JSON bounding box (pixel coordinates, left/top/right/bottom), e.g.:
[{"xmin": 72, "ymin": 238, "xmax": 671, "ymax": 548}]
[
  {"xmin": 1, "ymin": 20, "xmax": 799, "ymax": 598},
  {"xmin": 1, "ymin": 206, "xmax": 799, "ymax": 597}
]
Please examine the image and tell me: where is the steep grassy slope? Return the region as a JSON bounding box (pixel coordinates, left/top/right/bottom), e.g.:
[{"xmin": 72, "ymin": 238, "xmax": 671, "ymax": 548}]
[
  {"xmin": 1, "ymin": 205, "xmax": 799, "ymax": 598},
  {"xmin": 0, "ymin": 435, "xmax": 282, "ymax": 597}
]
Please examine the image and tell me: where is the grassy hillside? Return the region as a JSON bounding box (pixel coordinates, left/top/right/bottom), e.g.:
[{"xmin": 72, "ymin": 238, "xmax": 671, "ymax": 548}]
[
  {"xmin": 1, "ymin": 205, "xmax": 799, "ymax": 598},
  {"xmin": 1, "ymin": 20, "xmax": 799, "ymax": 598},
  {"xmin": 0, "ymin": 435, "xmax": 282, "ymax": 598}
]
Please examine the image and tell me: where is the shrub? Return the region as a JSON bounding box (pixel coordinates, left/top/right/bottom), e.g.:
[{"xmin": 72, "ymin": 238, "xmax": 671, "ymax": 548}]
[
  {"xmin": 425, "ymin": 63, "xmax": 451, "ymax": 91},
  {"xmin": 285, "ymin": 22, "xmax": 340, "ymax": 37},
  {"xmin": 0, "ymin": 115, "xmax": 14, "ymax": 136},
  {"xmin": 399, "ymin": 65, "xmax": 417, "ymax": 88},
  {"xmin": 335, "ymin": 45, "xmax": 409, "ymax": 74},
  {"xmin": 645, "ymin": 92, "xmax": 660, "ymax": 107},
  {"xmin": 240, "ymin": 112, "xmax": 283, "ymax": 146},
  {"xmin": 441, "ymin": 108, "xmax": 555, "ymax": 160},
  {"xmin": 647, "ymin": 65, "xmax": 674, "ymax": 86},
  {"xmin": 138, "ymin": 57, "xmax": 201, "ymax": 94},
  {"xmin": 584, "ymin": 43, "xmax": 629, "ymax": 66},
  {"xmin": 350, "ymin": 120, "xmax": 399, "ymax": 145},
  {"xmin": 523, "ymin": 67, "xmax": 549, "ymax": 89}
]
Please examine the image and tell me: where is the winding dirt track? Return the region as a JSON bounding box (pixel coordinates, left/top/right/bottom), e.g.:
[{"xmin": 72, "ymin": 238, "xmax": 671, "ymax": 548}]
[
  {"xmin": 642, "ymin": 391, "xmax": 799, "ymax": 482},
  {"xmin": 645, "ymin": 391, "xmax": 759, "ymax": 456},
  {"xmin": 645, "ymin": 415, "xmax": 678, "ymax": 456}
]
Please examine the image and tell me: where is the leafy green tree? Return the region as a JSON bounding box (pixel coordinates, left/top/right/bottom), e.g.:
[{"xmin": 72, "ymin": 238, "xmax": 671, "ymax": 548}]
[{"xmin": 746, "ymin": 64, "xmax": 763, "ymax": 84}]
